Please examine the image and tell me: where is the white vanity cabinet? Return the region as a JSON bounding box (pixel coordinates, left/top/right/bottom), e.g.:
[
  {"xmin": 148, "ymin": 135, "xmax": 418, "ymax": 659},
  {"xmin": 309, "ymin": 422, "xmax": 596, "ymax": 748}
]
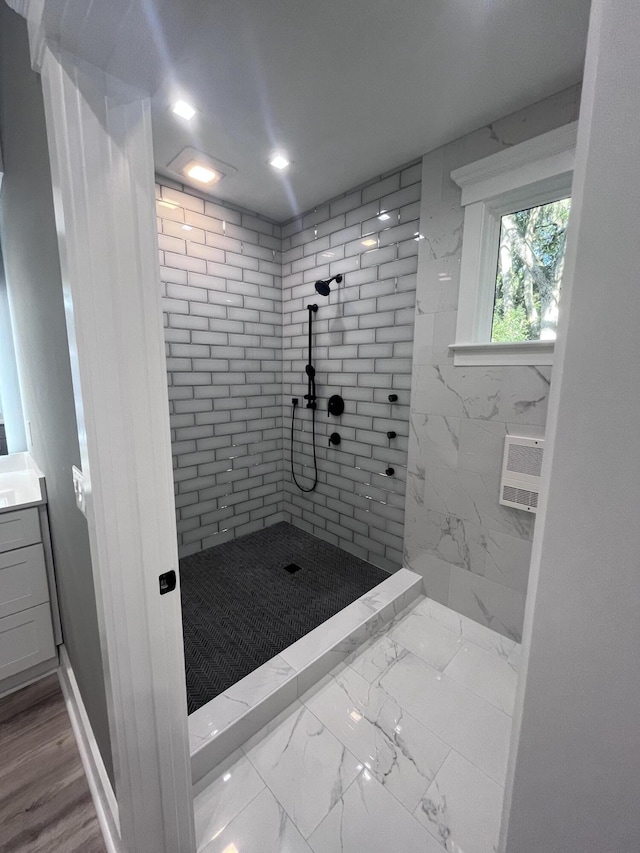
[{"xmin": 0, "ymin": 454, "xmax": 61, "ymax": 694}]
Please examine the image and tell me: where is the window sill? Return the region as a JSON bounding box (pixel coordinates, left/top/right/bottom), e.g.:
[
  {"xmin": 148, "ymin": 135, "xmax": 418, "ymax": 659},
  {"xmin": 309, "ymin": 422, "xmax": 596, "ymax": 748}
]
[{"xmin": 450, "ymin": 341, "xmax": 555, "ymax": 366}]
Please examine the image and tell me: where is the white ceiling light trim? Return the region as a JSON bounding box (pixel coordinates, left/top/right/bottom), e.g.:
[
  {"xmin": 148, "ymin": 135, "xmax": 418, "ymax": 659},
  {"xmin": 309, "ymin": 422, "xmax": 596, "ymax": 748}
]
[{"xmin": 166, "ymin": 147, "xmax": 238, "ymax": 192}]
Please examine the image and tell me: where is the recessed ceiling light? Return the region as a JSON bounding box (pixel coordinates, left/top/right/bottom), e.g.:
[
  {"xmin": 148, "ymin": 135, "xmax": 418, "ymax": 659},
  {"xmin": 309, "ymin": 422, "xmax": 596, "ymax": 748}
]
[
  {"xmin": 362, "ymin": 238, "xmax": 377, "ymax": 247},
  {"xmin": 172, "ymin": 99, "xmax": 196, "ymax": 121},
  {"xmin": 378, "ymin": 212, "xmax": 391, "ymax": 221},
  {"xmin": 185, "ymin": 161, "xmax": 218, "ymax": 185},
  {"xmin": 157, "ymin": 200, "xmax": 178, "ymax": 210},
  {"xmin": 270, "ymin": 154, "xmax": 290, "ymax": 170}
]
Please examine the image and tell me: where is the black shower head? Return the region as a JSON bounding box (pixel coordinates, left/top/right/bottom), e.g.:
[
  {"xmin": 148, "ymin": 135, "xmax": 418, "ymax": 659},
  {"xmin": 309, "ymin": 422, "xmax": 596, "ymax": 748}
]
[{"xmin": 314, "ymin": 274, "xmax": 343, "ymax": 296}]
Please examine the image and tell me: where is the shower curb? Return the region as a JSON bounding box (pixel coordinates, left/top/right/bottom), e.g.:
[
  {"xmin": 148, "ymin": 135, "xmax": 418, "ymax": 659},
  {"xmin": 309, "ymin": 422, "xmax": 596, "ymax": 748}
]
[{"xmin": 189, "ymin": 567, "xmax": 423, "ymax": 785}]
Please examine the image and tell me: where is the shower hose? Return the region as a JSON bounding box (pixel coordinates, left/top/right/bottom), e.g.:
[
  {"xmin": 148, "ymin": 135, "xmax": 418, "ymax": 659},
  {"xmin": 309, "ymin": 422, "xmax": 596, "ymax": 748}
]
[{"xmin": 290, "ymin": 399, "xmax": 318, "ymax": 492}]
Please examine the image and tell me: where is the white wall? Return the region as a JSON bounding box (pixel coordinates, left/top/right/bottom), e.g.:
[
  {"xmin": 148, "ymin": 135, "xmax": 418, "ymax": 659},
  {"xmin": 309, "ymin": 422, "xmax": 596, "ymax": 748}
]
[{"xmin": 503, "ymin": 1, "xmax": 640, "ymax": 849}]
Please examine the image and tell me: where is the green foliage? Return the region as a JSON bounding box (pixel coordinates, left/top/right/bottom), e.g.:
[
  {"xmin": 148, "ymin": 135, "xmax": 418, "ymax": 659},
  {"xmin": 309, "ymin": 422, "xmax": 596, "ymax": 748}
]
[
  {"xmin": 491, "ymin": 198, "xmax": 571, "ymax": 343},
  {"xmin": 491, "ymin": 303, "xmax": 532, "ymax": 343}
]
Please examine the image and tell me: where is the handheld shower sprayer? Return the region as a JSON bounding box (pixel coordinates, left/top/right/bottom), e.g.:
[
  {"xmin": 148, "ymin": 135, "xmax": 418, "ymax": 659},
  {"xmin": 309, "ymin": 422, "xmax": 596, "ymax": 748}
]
[{"xmin": 314, "ymin": 274, "xmax": 343, "ymax": 296}]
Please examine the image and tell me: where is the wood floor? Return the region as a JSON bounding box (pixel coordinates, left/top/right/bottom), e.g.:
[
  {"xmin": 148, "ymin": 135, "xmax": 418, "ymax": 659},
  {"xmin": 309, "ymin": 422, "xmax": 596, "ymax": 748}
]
[{"xmin": 0, "ymin": 674, "xmax": 106, "ymax": 853}]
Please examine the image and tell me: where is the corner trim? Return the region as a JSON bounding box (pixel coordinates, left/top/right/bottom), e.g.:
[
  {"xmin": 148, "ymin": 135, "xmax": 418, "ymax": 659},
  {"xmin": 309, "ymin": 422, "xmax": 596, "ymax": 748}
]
[{"xmin": 57, "ymin": 646, "xmax": 123, "ymax": 853}]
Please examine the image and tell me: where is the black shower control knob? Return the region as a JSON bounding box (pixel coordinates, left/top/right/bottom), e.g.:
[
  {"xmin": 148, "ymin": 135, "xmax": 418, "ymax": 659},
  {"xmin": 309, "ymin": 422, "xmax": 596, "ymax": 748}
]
[
  {"xmin": 387, "ymin": 431, "xmax": 397, "ymax": 439},
  {"xmin": 328, "ymin": 432, "xmax": 341, "ymax": 447},
  {"xmin": 328, "ymin": 394, "xmax": 345, "ymax": 417},
  {"xmin": 388, "ymin": 394, "xmax": 398, "ymax": 403},
  {"xmin": 386, "ymin": 467, "xmax": 395, "ymax": 476}
]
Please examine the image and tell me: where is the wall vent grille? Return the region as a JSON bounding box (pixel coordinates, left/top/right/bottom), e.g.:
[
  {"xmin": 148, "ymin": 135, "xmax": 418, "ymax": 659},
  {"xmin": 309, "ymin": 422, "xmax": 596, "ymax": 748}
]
[{"xmin": 500, "ymin": 435, "xmax": 545, "ymax": 513}]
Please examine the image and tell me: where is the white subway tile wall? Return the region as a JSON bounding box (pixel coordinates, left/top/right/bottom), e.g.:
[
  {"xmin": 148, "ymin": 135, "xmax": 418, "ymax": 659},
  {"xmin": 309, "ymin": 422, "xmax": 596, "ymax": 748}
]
[
  {"xmin": 282, "ymin": 163, "xmax": 421, "ymax": 572},
  {"xmin": 157, "ymin": 183, "xmax": 284, "ymax": 557},
  {"xmin": 157, "ymin": 161, "xmax": 420, "ymax": 569}
]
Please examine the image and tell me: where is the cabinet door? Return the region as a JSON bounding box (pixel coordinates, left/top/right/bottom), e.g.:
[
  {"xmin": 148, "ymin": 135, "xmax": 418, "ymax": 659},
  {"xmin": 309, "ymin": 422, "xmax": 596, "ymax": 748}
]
[
  {"xmin": 0, "ymin": 545, "xmax": 49, "ymax": 618},
  {"xmin": 0, "ymin": 604, "xmax": 56, "ymax": 681},
  {"xmin": 0, "ymin": 509, "xmax": 41, "ymax": 553}
]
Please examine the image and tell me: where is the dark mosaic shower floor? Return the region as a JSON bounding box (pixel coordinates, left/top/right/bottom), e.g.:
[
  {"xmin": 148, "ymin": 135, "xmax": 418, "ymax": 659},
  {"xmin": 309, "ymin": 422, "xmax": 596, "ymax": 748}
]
[{"xmin": 180, "ymin": 521, "xmax": 388, "ymax": 714}]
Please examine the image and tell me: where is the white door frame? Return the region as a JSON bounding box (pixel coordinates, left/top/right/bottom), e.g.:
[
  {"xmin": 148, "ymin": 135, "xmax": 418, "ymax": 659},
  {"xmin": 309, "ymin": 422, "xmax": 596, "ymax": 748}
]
[{"xmin": 18, "ymin": 7, "xmax": 196, "ymax": 852}]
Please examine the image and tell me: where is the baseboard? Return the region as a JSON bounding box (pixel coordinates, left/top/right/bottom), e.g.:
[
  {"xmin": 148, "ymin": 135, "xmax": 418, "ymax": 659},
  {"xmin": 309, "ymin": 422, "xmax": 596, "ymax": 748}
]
[
  {"xmin": 57, "ymin": 645, "xmax": 123, "ymax": 853},
  {"xmin": 0, "ymin": 656, "xmax": 58, "ymax": 701}
]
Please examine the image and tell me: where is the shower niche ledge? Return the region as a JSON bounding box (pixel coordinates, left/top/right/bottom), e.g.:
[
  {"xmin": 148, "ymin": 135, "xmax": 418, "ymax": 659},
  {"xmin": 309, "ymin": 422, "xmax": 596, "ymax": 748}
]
[{"xmin": 189, "ymin": 567, "xmax": 422, "ymax": 785}]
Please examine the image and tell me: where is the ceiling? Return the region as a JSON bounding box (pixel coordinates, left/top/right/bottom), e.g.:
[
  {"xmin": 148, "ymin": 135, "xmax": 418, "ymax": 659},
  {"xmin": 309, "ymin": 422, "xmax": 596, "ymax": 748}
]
[{"xmin": 37, "ymin": 0, "xmax": 592, "ymax": 222}]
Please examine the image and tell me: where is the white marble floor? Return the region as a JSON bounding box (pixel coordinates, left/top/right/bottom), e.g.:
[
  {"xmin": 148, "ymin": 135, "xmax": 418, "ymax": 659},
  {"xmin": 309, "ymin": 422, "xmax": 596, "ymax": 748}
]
[{"xmin": 194, "ymin": 595, "xmax": 520, "ymax": 853}]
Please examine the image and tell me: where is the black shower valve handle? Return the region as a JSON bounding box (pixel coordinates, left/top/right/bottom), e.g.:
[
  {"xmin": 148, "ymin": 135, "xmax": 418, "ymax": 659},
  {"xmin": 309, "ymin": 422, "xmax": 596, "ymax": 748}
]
[
  {"xmin": 388, "ymin": 394, "xmax": 398, "ymax": 403},
  {"xmin": 328, "ymin": 432, "xmax": 341, "ymax": 447},
  {"xmin": 327, "ymin": 394, "xmax": 345, "ymax": 418},
  {"xmin": 385, "ymin": 467, "xmax": 395, "ymax": 476},
  {"xmin": 387, "ymin": 431, "xmax": 397, "ymax": 439}
]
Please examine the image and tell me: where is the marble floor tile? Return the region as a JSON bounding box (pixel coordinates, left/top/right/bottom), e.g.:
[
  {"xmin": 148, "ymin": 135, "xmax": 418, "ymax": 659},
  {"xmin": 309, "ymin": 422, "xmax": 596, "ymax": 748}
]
[
  {"xmin": 416, "ymin": 597, "xmax": 519, "ymax": 660},
  {"xmin": 193, "ymin": 596, "xmax": 516, "ymax": 853},
  {"xmin": 304, "ymin": 665, "xmax": 450, "ymax": 812},
  {"xmin": 379, "ymin": 650, "xmax": 512, "ymax": 784},
  {"xmin": 414, "ymin": 750, "xmax": 504, "ymax": 853},
  {"xmin": 308, "ymin": 769, "xmax": 444, "ymax": 853},
  {"xmin": 243, "ymin": 703, "xmax": 361, "ymax": 838},
  {"xmin": 347, "ymin": 635, "xmax": 410, "ymax": 683},
  {"xmin": 201, "ymin": 787, "xmax": 312, "ymax": 853},
  {"xmin": 444, "ymin": 642, "xmax": 518, "ymax": 715},
  {"xmin": 389, "ymin": 608, "xmax": 464, "ymax": 670},
  {"xmin": 194, "ymin": 750, "xmax": 265, "ymax": 851}
]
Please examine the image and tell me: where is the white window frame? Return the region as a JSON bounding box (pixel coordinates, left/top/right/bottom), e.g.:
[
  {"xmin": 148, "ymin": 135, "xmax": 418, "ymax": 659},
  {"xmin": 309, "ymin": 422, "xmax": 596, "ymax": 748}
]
[{"xmin": 450, "ymin": 122, "xmax": 578, "ymax": 366}]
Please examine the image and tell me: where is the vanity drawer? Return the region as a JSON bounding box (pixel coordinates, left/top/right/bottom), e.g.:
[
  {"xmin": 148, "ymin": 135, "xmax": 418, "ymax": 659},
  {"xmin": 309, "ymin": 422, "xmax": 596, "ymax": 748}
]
[
  {"xmin": 0, "ymin": 508, "xmax": 41, "ymax": 553},
  {"xmin": 0, "ymin": 544, "xmax": 49, "ymax": 618},
  {"xmin": 0, "ymin": 604, "xmax": 55, "ymax": 681}
]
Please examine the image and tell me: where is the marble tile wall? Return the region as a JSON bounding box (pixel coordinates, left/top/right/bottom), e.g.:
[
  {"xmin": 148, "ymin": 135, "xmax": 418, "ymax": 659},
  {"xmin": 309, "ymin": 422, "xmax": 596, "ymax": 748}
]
[
  {"xmin": 405, "ymin": 85, "xmax": 582, "ymax": 640},
  {"xmin": 156, "ymin": 181, "xmax": 284, "ymax": 557},
  {"xmin": 281, "ymin": 164, "xmax": 421, "ymax": 572}
]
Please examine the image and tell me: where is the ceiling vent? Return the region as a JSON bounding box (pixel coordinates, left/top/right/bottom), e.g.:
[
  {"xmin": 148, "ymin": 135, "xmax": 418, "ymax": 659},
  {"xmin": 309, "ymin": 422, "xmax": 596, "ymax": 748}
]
[{"xmin": 499, "ymin": 435, "xmax": 544, "ymax": 513}]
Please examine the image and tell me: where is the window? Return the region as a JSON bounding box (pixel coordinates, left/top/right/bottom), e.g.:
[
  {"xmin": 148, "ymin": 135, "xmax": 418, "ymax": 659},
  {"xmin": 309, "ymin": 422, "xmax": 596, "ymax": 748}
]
[
  {"xmin": 450, "ymin": 122, "xmax": 577, "ymax": 366},
  {"xmin": 492, "ymin": 197, "xmax": 571, "ymax": 344}
]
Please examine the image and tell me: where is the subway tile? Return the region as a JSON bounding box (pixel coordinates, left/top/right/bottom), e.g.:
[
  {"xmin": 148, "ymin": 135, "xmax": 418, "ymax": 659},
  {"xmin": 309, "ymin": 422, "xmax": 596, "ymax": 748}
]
[
  {"xmin": 362, "ymin": 173, "xmax": 401, "ymax": 204},
  {"xmin": 204, "ymin": 200, "xmax": 242, "ymax": 225},
  {"xmin": 346, "ymin": 200, "xmax": 380, "ymax": 227},
  {"xmin": 161, "ymin": 186, "xmax": 205, "ymax": 213},
  {"xmin": 158, "ymin": 233, "xmax": 186, "ymax": 254},
  {"xmin": 165, "ymin": 252, "xmax": 207, "ymax": 274}
]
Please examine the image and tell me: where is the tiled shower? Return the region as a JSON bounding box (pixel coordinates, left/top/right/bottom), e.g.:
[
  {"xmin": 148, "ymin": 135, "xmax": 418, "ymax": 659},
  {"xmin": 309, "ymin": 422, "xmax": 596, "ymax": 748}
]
[
  {"xmin": 157, "ymin": 83, "xmax": 580, "ymax": 645},
  {"xmin": 157, "ymin": 160, "xmax": 421, "ymax": 573}
]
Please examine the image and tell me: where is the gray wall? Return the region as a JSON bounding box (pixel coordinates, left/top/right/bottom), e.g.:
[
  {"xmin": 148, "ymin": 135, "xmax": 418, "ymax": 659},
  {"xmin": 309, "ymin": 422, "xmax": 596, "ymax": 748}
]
[
  {"xmin": 404, "ymin": 86, "xmax": 582, "ymax": 641},
  {"xmin": 281, "ymin": 163, "xmax": 420, "ymax": 571},
  {"xmin": 157, "ymin": 180, "xmax": 284, "ymax": 557},
  {"xmin": 504, "ymin": 2, "xmax": 640, "ymax": 848},
  {"xmin": 0, "ymin": 4, "xmax": 113, "ymax": 783}
]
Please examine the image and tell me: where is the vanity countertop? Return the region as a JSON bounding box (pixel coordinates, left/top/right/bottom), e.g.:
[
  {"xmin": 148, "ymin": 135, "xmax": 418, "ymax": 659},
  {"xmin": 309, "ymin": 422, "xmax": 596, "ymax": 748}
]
[{"xmin": 0, "ymin": 452, "xmax": 47, "ymax": 513}]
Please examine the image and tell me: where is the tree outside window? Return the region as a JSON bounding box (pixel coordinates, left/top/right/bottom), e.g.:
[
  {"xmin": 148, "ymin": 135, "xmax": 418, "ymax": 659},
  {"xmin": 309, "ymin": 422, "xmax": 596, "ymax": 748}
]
[{"xmin": 492, "ymin": 198, "xmax": 571, "ymax": 343}]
